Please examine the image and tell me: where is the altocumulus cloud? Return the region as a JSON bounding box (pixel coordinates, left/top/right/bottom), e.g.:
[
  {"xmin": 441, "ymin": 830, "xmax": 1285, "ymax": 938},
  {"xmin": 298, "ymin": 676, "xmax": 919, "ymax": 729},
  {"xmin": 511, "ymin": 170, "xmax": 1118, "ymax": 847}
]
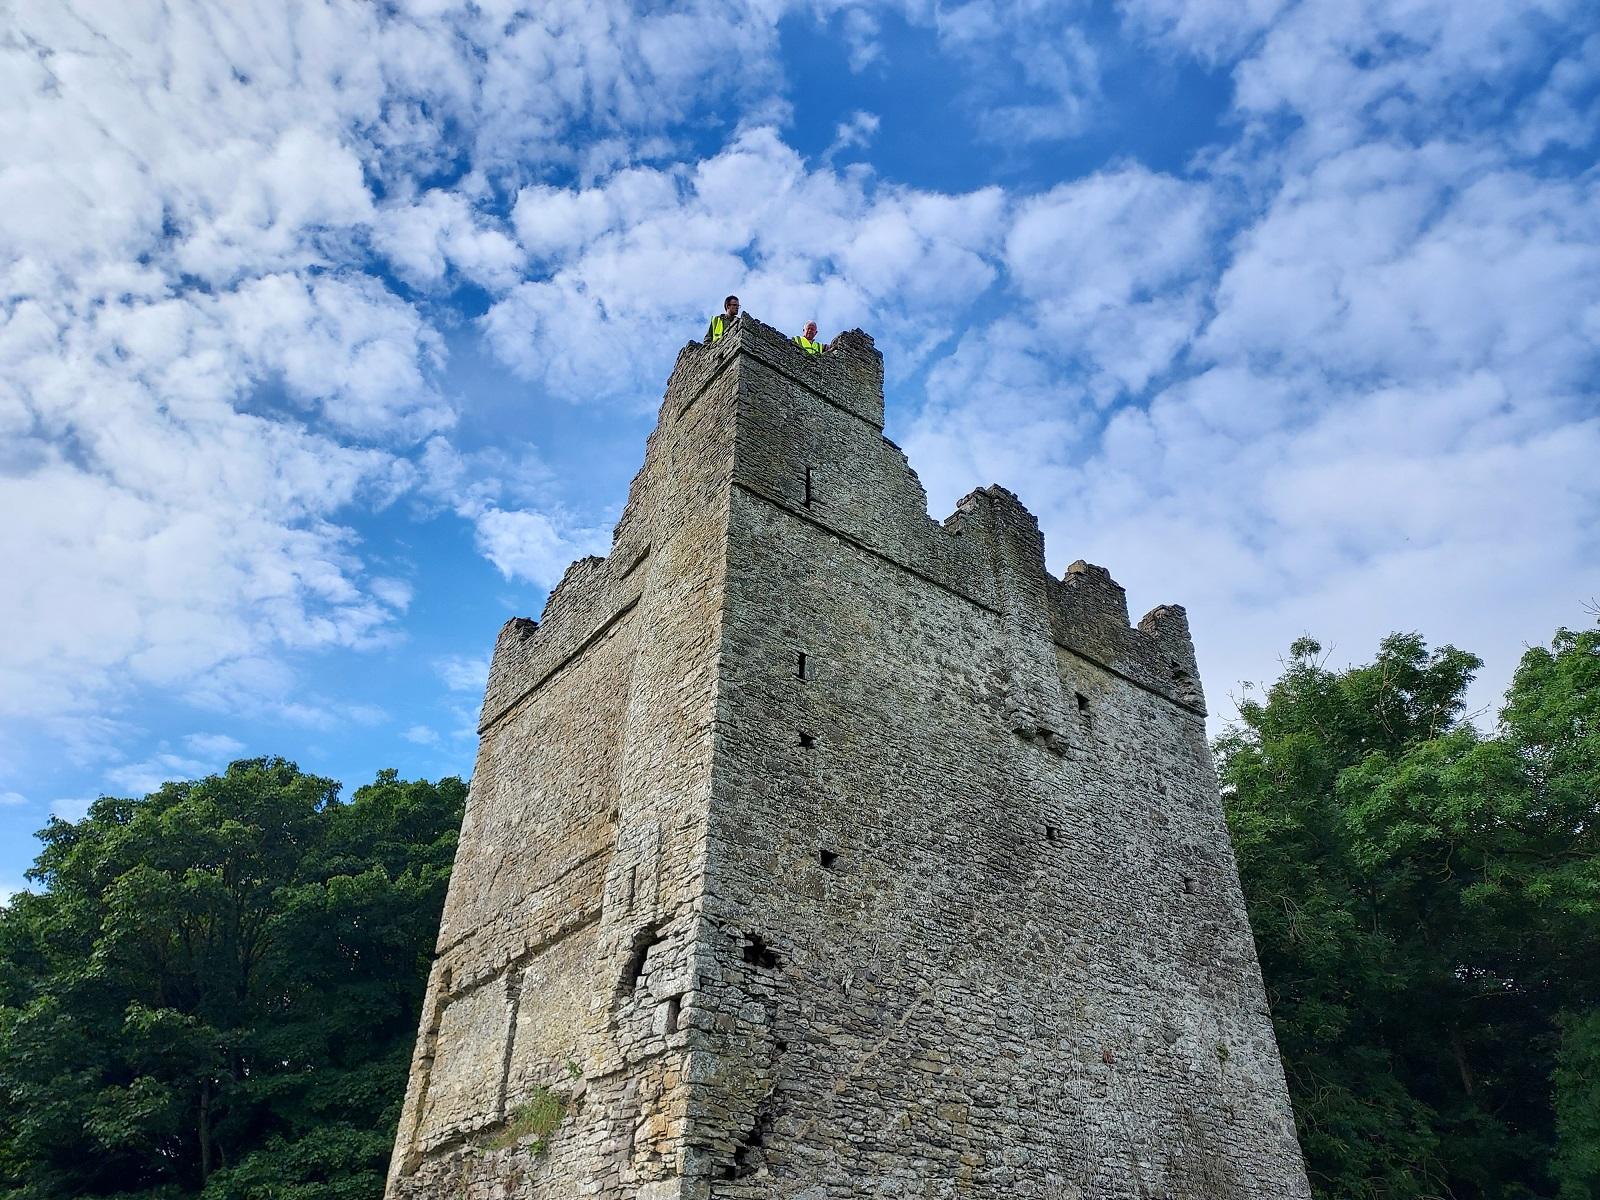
[
  {"xmin": 2, "ymin": 0, "xmax": 784, "ymax": 732},
  {"xmin": 0, "ymin": 0, "xmax": 1597, "ymax": 857},
  {"xmin": 488, "ymin": 126, "xmax": 1008, "ymax": 401},
  {"xmin": 905, "ymin": 0, "xmax": 1600, "ymax": 718}
]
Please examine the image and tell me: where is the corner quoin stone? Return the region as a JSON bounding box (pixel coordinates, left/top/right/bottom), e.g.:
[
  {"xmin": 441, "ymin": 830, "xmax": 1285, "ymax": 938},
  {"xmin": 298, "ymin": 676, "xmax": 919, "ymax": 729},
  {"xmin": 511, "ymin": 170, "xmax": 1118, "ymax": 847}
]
[{"xmin": 385, "ymin": 315, "xmax": 1313, "ymax": 1199}]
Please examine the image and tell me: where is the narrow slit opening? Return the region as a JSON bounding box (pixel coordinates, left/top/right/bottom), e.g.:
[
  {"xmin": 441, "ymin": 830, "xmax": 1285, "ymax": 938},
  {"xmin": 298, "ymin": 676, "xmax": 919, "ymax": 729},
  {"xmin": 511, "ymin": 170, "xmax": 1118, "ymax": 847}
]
[
  {"xmin": 796, "ymin": 650, "xmax": 808, "ymax": 679},
  {"xmin": 803, "ymin": 465, "xmax": 813, "ymax": 507},
  {"xmin": 1075, "ymin": 692, "xmax": 1090, "ymax": 712},
  {"xmin": 664, "ymin": 995, "xmax": 682, "ymax": 1034},
  {"xmin": 1045, "ymin": 825, "xmax": 1058, "ymax": 843}
]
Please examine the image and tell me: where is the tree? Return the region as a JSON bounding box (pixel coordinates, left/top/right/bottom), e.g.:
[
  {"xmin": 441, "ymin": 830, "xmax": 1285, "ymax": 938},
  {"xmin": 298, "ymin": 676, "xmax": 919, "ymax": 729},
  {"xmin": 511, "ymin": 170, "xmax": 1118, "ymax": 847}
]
[
  {"xmin": 0, "ymin": 760, "xmax": 466, "ymax": 1200},
  {"xmin": 1218, "ymin": 628, "xmax": 1600, "ymax": 1198}
]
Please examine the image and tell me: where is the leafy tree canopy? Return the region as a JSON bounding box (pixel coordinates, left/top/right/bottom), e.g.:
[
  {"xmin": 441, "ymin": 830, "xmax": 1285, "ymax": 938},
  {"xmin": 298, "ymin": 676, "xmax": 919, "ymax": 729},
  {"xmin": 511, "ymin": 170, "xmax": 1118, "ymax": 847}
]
[
  {"xmin": 1219, "ymin": 626, "xmax": 1600, "ymax": 1199},
  {"xmin": 0, "ymin": 759, "xmax": 465, "ymax": 1200}
]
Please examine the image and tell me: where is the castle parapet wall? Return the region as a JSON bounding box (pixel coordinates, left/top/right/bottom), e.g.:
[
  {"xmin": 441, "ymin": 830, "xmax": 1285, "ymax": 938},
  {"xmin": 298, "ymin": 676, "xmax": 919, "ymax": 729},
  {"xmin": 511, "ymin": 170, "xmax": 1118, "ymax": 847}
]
[
  {"xmin": 479, "ymin": 312, "xmax": 1205, "ymax": 759},
  {"xmin": 479, "ymin": 544, "xmax": 650, "ymax": 735},
  {"xmin": 1047, "ymin": 564, "xmax": 1207, "ymax": 715},
  {"xmin": 721, "ymin": 314, "xmax": 1206, "ymax": 718}
]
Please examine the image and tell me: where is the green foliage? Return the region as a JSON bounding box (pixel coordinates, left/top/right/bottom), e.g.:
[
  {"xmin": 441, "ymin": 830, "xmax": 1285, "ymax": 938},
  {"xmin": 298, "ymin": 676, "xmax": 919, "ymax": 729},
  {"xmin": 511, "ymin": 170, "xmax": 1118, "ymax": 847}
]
[
  {"xmin": 0, "ymin": 759, "xmax": 466, "ymax": 1200},
  {"xmin": 1219, "ymin": 627, "xmax": 1600, "ymax": 1198},
  {"xmin": 1553, "ymin": 1010, "xmax": 1600, "ymax": 1200},
  {"xmin": 486, "ymin": 1089, "xmax": 565, "ymax": 1154}
]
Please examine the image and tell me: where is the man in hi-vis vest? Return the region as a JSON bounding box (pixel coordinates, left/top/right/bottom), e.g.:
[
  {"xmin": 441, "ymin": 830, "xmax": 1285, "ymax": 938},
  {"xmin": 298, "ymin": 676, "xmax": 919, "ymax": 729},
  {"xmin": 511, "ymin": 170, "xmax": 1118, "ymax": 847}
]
[
  {"xmin": 791, "ymin": 321, "xmax": 824, "ymax": 355},
  {"xmin": 705, "ymin": 295, "xmax": 740, "ymax": 343}
]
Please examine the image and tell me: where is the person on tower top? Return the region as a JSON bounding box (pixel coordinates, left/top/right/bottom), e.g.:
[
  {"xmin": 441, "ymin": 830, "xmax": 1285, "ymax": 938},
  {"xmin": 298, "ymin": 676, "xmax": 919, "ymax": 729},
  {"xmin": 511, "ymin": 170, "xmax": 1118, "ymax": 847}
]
[
  {"xmin": 791, "ymin": 321, "xmax": 824, "ymax": 355},
  {"xmin": 706, "ymin": 295, "xmax": 740, "ymax": 343}
]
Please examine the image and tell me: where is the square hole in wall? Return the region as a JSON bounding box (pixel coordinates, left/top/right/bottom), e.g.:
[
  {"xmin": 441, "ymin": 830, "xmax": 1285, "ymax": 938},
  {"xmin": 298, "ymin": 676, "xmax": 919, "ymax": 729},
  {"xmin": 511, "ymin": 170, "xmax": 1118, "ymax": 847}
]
[
  {"xmin": 819, "ymin": 848, "xmax": 838, "ymax": 869},
  {"xmin": 741, "ymin": 933, "xmax": 781, "ymax": 970},
  {"xmin": 1075, "ymin": 692, "xmax": 1090, "ymax": 712},
  {"xmin": 797, "ymin": 731, "xmax": 815, "ymax": 749}
]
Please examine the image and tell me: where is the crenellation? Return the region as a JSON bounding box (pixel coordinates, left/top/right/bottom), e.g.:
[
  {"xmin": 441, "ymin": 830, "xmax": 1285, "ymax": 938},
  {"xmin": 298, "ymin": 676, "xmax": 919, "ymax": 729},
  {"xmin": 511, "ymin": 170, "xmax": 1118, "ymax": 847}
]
[
  {"xmin": 1140, "ymin": 602, "xmax": 1207, "ymax": 711},
  {"xmin": 388, "ymin": 313, "xmax": 1306, "ymax": 1199},
  {"xmin": 1061, "ymin": 557, "xmax": 1131, "ymax": 623},
  {"xmin": 729, "ymin": 318, "xmax": 997, "ymax": 619},
  {"xmin": 480, "ymin": 617, "xmax": 540, "ymax": 730},
  {"xmin": 727, "ymin": 314, "xmax": 886, "ymax": 430},
  {"xmin": 478, "ymin": 554, "xmax": 648, "ymax": 734},
  {"xmin": 1045, "ymin": 562, "xmax": 1209, "ymax": 717},
  {"xmin": 951, "ymin": 485, "xmax": 1070, "ymax": 750}
]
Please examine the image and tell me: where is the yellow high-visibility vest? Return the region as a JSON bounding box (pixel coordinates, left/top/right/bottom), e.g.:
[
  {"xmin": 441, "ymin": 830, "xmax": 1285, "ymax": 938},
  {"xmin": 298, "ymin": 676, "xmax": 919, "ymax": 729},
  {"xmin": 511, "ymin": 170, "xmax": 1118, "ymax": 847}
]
[
  {"xmin": 709, "ymin": 315, "xmax": 731, "ymax": 343},
  {"xmin": 792, "ymin": 335, "xmax": 823, "ymax": 355}
]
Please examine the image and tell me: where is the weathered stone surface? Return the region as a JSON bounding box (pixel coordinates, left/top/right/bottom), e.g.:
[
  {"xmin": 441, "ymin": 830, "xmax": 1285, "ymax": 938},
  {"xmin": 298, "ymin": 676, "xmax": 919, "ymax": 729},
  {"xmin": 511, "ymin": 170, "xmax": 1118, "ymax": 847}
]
[{"xmin": 386, "ymin": 315, "xmax": 1312, "ymax": 1199}]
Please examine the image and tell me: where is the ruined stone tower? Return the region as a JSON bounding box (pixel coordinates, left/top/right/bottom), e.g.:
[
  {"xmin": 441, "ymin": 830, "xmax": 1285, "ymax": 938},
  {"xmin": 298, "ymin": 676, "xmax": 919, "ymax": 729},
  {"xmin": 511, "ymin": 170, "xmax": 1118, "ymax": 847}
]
[{"xmin": 386, "ymin": 316, "xmax": 1312, "ymax": 1199}]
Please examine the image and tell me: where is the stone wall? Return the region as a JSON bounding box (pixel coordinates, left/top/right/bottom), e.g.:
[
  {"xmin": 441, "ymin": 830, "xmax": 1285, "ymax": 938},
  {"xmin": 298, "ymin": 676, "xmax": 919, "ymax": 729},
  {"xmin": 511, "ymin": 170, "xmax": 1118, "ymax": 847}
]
[
  {"xmin": 386, "ymin": 315, "xmax": 1312, "ymax": 1199},
  {"xmin": 387, "ymin": 331, "xmax": 742, "ymax": 1198}
]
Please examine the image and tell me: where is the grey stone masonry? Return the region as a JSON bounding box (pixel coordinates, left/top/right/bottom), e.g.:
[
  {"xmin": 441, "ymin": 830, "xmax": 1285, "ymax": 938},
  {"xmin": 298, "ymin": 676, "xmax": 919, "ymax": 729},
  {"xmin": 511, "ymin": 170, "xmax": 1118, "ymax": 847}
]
[{"xmin": 386, "ymin": 314, "xmax": 1313, "ymax": 1200}]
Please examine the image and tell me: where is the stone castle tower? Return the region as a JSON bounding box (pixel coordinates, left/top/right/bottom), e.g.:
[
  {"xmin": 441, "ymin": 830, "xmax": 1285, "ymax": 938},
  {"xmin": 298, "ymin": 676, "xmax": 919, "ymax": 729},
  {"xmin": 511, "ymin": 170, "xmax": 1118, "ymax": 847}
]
[{"xmin": 386, "ymin": 315, "xmax": 1312, "ymax": 1199}]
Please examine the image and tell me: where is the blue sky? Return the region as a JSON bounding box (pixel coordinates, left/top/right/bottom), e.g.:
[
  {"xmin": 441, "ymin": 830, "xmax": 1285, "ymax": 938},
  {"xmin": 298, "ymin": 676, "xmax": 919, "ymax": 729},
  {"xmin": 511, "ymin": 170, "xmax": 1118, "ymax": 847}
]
[{"xmin": 3, "ymin": 0, "xmax": 1599, "ymax": 898}]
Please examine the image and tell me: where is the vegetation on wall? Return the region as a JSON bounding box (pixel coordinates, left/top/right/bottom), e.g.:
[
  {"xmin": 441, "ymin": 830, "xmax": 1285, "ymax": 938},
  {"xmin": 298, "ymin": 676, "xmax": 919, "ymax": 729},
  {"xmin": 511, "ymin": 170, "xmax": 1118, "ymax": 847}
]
[
  {"xmin": 1218, "ymin": 624, "xmax": 1600, "ymax": 1199},
  {"xmin": 0, "ymin": 760, "xmax": 465, "ymax": 1200}
]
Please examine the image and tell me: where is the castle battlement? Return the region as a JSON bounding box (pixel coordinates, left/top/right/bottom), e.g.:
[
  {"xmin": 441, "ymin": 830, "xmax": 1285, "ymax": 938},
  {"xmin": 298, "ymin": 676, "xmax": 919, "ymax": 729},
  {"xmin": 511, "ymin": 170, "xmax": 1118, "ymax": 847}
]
[
  {"xmin": 483, "ymin": 314, "xmax": 1204, "ymax": 744},
  {"xmin": 388, "ymin": 313, "xmax": 1309, "ymax": 1200}
]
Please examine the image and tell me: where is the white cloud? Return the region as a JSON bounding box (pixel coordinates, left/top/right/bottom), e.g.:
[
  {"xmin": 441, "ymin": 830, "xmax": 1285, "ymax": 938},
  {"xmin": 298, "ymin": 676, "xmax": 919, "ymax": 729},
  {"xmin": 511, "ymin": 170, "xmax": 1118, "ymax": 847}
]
[
  {"xmin": 1004, "ymin": 165, "xmax": 1219, "ymax": 399},
  {"xmin": 0, "ymin": 0, "xmax": 829, "ymax": 755},
  {"xmin": 106, "ymin": 754, "xmax": 213, "ymax": 797},
  {"xmin": 370, "ymin": 577, "xmax": 416, "ymax": 611},
  {"xmin": 1223, "ymin": 0, "xmax": 1581, "ymax": 158},
  {"xmin": 373, "ymin": 188, "xmax": 525, "ymax": 291},
  {"xmin": 416, "ymin": 437, "xmax": 600, "ymax": 589},
  {"xmin": 473, "ymin": 509, "xmax": 600, "ymax": 589},
  {"xmin": 403, "ymin": 724, "xmax": 441, "ymax": 747},
  {"xmin": 0, "ymin": 792, "xmax": 26, "ymax": 807},
  {"xmin": 490, "ymin": 128, "xmax": 1009, "ymax": 400},
  {"xmin": 434, "ymin": 654, "xmax": 491, "ymax": 694},
  {"xmin": 824, "ymin": 111, "xmax": 882, "ymax": 162},
  {"xmin": 1205, "ymin": 147, "xmax": 1600, "ymax": 391},
  {"xmin": 50, "ymin": 798, "xmax": 94, "ymax": 822},
  {"xmin": 270, "ymin": 700, "xmax": 388, "ymax": 731},
  {"xmin": 0, "ymin": 441, "xmax": 403, "ymax": 719},
  {"xmin": 904, "ymin": 2, "xmax": 1600, "ymax": 731},
  {"xmin": 1120, "ymin": 0, "xmax": 1290, "ymax": 63},
  {"xmin": 0, "ymin": 874, "xmax": 32, "ymax": 907},
  {"xmin": 0, "ymin": 4, "xmax": 458, "ymax": 737},
  {"xmin": 1513, "ymin": 33, "xmax": 1600, "ymax": 155},
  {"xmin": 182, "ymin": 733, "xmax": 246, "ymax": 759},
  {"xmin": 839, "ymin": 9, "xmax": 885, "ymax": 72},
  {"xmin": 919, "ymin": 0, "xmax": 1103, "ymax": 142}
]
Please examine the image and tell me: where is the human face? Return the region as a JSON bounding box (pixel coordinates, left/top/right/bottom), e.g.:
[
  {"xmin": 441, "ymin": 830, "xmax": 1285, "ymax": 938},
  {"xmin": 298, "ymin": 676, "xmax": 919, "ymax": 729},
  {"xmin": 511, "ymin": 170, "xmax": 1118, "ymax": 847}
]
[
  {"xmin": 725, "ymin": 297, "xmax": 740, "ymax": 316},
  {"xmin": 803, "ymin": 322, "xmax": 817, "ymax": 339}
]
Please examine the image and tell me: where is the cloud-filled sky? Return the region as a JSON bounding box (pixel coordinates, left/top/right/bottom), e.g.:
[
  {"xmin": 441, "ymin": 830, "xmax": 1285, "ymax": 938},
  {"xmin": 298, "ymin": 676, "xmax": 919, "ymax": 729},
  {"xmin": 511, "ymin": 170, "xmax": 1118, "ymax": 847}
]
[{"xmin": 3, "ymin": 0, "xmax": 1598, "ymax": 894}]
